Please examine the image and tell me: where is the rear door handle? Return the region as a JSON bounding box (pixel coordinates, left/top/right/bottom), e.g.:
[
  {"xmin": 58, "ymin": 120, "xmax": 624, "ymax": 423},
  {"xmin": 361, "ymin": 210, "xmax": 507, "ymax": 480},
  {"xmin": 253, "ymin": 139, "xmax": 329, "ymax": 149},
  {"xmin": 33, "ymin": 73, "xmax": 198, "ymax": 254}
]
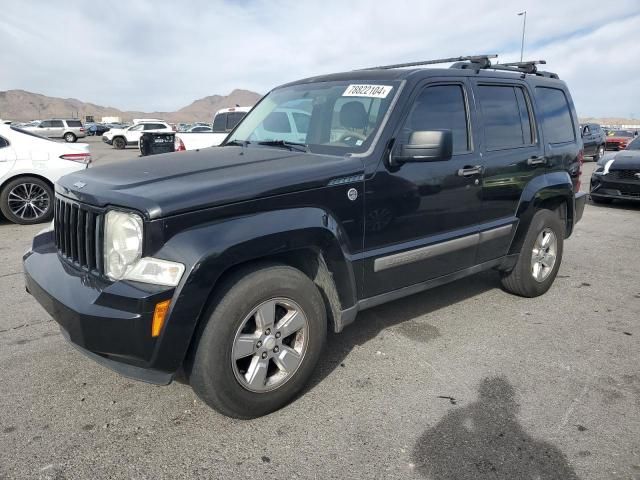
[
  {"xmin": 457, "ymin": 165, "xmax": 483, "ymax": 177},
  {"xmin": 527, "ymin": 156, "xmax": 546, "ymax": 166}
]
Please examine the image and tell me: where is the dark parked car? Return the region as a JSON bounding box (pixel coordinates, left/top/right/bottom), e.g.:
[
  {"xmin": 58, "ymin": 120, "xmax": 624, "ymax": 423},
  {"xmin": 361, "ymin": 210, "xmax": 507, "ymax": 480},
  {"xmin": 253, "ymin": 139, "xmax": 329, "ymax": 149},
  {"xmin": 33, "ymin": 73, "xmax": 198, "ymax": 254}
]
[
  {"xmin": 24, "ymin": 55, "xmax": 586, "ymax": 418},
  {"xmin": 580, "ymin": 123, "xmax": 606, "ymax": 161},
  {"xmin": 605, "ymin": 130, "xmax": 635, "ymax": 150},
  {"xmin": 590, "ymin": 136, "xmax": 640, "ymax": 203},
  {"xmin": 87, "ymin": 123, "xmax": 110, "ymax": 136}
]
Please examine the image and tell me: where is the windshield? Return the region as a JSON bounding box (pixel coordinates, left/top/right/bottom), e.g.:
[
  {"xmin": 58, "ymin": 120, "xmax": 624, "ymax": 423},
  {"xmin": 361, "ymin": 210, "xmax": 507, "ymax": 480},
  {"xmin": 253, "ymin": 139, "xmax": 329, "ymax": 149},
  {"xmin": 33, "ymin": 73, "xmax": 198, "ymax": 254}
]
[
  {"xmin": 627, "ymin": 137, "xmax": 640, "ymax": 150},
  {"xmin": 610, "ymin": 130, "xmax": 633, "ymax": 137},
  {"xmin": 227, "ymin": 81, "xmax": 400, "ymax": 155}
]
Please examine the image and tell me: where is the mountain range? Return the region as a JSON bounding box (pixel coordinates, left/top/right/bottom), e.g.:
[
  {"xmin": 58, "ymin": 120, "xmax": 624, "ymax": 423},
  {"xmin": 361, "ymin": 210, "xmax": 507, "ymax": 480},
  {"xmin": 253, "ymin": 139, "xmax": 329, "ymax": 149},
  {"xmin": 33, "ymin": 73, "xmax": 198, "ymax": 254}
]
[{"xmin": 0, "ymin": 89, "xmax": 262, "ymax": 123}]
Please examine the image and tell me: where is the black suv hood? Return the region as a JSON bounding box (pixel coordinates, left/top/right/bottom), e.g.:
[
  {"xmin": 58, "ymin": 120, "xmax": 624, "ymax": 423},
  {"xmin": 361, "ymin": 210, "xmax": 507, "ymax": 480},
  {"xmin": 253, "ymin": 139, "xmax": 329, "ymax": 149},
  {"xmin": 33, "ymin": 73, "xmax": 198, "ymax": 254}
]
[
  {"xmin": 611, "ymin": 150, "xmax": 640, "ymax": 170},
  {"xmin": 57, "ymin": 147, "xmax": 363, "ymax": 219}
]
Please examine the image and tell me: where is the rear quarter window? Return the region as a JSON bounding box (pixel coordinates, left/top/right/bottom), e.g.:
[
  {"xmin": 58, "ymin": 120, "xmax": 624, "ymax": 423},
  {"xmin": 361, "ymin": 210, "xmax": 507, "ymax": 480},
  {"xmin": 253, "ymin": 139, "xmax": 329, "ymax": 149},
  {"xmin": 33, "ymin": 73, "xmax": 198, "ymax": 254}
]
[
  {"xmin": 66, "ymin": 120, "xmax": 82, "ymax": 127},
  {"xmin": 535, "ymin": 87, "xmax": 575, "ymax": 144},
  {"xmin": 0, "ymin": 136, "xmax": 9, "ymax": 148}
]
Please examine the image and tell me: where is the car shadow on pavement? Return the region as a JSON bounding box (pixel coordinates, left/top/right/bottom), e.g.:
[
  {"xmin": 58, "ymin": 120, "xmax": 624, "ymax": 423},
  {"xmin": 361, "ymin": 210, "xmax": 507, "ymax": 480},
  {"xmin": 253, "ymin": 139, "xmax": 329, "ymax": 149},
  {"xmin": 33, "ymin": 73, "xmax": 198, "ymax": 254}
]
[
  {"xmin": 306, "ymin": 269, "xmax": 500, "ymax": 391},
  {"xmin": 412, "ymin": 376, "xmax": 580, "ymax": 480}
]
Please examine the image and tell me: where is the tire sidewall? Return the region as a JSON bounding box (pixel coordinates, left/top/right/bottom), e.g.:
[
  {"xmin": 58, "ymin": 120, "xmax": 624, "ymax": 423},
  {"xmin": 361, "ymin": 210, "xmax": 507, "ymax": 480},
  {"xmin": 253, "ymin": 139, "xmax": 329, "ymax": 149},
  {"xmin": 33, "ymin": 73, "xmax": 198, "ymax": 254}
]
[
  {"xmin": 64, "ymin": 132, "xmax": 76, "ymax": 143},
  {"xmin": 518, "ymin": 210, "xmax": 564, "ymax": 296},
  {"xmin": 0, "ymin": 177, "xmax": 54, "ymax": 225},
  {"xmin": 190, "ymin": 265, "xmax": 327, "ymax": 418},
  {"xmin": 113, "ymin": 137, "xmax": 125, "ymax": 149}
]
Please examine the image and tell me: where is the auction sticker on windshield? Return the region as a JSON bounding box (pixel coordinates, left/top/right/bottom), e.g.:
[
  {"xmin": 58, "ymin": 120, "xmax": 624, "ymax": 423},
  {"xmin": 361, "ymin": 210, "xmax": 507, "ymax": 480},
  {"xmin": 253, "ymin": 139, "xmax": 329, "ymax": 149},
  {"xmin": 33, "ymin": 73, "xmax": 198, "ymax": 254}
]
[{"xmin": 343, "ymin": 84, "xmax": 393, "ymax": 98}]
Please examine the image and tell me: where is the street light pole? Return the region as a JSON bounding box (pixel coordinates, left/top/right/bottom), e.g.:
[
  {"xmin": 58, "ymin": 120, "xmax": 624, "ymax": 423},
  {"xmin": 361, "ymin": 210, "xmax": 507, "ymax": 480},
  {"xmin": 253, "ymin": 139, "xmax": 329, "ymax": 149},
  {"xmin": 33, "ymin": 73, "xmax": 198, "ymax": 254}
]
[{"xmin": 518, "ymin": 11, "xmax": 527, "ymax": 62}]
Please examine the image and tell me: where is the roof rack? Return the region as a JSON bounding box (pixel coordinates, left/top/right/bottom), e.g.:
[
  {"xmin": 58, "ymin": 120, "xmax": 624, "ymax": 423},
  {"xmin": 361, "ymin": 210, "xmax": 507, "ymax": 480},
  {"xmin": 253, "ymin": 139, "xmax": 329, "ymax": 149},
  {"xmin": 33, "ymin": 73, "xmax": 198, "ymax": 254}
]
[
  {"xmin": 357, "ymin": 55, "xmax": 498, "ymax": 71},
  {"xmin": 358, "ymin": 54, "xmax": 558, "ymax": 79},
  {"xmin": 451, "ymin": 57, "xmax": 559, "ymax": 79}
]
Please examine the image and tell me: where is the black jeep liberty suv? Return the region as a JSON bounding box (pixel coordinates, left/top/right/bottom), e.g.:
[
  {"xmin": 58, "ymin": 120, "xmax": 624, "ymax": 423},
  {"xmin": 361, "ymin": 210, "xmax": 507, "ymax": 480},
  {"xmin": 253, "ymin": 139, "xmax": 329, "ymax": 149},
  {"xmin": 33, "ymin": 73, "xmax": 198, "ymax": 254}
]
[{"xmin": 24, "ymin": 55, "xmax": 587, "ymax": 418}]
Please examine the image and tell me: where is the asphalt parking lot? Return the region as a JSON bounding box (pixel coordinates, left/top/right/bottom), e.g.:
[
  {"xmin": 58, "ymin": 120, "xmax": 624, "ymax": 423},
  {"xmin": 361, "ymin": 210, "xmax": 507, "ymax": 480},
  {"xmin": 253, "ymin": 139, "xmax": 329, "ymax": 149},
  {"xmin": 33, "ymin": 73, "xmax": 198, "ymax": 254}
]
[{"xmin": 0, "ymin": 139, "xmax": 638, "ymax": 479}]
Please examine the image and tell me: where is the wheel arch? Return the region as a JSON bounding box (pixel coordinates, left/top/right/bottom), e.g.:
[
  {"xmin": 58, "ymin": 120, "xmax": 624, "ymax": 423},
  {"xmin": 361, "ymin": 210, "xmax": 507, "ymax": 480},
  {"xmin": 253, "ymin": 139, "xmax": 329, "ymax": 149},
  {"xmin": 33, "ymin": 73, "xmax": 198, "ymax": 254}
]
[
  {"xmin": 0, "ymin": 172, "xmax": 54, "ymax": 195},
  {"xmin": 149, "ymin": 207, "xmax": 359, "ymax": 373},
  {"xmin": 508, "ymin": 172, "xmax": 575, "ymax": 257}
]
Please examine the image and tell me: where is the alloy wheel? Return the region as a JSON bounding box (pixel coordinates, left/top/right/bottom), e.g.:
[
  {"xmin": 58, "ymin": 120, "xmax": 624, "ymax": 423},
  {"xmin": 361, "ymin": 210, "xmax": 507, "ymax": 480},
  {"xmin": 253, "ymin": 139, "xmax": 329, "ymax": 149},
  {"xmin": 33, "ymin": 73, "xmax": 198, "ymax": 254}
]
[
  {"xmin": 7, "ymin": 183, "xmax": 50, "ymax": 221},
  {"xmin": 231, "ymin": 298, "xmax": 309, "ymax": 393},
  {"xmin": 531, "ymin": 228, "xmax": 557, "ymax": 282}
]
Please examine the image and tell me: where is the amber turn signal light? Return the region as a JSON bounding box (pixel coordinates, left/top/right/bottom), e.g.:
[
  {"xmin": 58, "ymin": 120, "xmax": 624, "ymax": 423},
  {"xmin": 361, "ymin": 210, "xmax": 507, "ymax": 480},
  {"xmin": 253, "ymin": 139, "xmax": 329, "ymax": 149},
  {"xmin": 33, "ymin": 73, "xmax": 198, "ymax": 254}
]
[{"xmin": 152, "ymin": 300, "xmax": 171, "ymax": 337}]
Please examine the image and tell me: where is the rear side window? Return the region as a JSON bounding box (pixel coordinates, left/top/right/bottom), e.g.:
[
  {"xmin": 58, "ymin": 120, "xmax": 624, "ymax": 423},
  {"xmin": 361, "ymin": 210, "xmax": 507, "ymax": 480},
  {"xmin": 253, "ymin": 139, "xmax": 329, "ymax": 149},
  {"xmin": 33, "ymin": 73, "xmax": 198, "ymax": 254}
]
[
  {"xmin": 292, "ymin": 112, "xmax": 310, "ymax": 134},
  {"xmin": 535, "ymin": 87, "xmax": 575, "ymax": 144},
  {"xmin": 66, "ymin": 120, "xmax": 82, "ymax": 127},
  {"xmin": 477, "ymin": 85, "xmax": 533, "ymax": 149},
  {"xmin": 212, "ymin": 113, "xmax": 227, "ymax": 132},
  {"xmin": 51, "ymin": 120, "xmax": 64, "ymax": 128},
  {"xmin": 226, "ymin": 112, "xmax": 245, "ymax": 131},
  {"xmin": 262, "ymin": 111, "xmax": 291, "ymax": 133},
  {"xmin": 403, "ymin": 84, "xmax": 470, "ymax": 154}
]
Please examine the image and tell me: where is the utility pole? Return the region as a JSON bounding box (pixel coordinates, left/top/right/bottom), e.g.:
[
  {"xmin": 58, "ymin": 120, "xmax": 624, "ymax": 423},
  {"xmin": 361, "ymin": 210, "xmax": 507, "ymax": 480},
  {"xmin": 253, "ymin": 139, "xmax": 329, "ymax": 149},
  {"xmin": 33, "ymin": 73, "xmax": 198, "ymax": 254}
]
[{"xmin": 518, "ymin": 11, "xmax": 527, "ymax": 62}]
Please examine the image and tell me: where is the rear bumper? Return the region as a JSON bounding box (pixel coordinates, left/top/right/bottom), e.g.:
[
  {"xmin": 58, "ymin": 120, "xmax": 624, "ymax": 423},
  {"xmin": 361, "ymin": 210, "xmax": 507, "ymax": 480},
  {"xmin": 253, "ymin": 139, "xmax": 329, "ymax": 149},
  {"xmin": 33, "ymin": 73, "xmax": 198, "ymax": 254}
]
[
  {"xmin": 590, "ymin": 175, "xmax": 640, "ymax": 201},
  {"xmin": 23, "ymin": 231, "xmax": 176, "ymax": 384},
  {"xmin": 575, "ymin": 192, "xmax": 587, "ymax": 223}
]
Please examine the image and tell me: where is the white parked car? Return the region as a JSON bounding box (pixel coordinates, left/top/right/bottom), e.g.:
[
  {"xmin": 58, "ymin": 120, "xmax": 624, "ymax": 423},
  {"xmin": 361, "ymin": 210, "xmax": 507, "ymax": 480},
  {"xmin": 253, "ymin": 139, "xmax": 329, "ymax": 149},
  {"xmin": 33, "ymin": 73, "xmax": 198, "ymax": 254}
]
[
  {"xmin": 0, "ymin": 125, "xmax": 91, "ymax": 225},
  {"xmin": 102, "ymin": 121, "xmax": 173, "ymax": 150},
  {"xmin": 175, "ymin": 107, "xmax": 252, "ymax": 151}
]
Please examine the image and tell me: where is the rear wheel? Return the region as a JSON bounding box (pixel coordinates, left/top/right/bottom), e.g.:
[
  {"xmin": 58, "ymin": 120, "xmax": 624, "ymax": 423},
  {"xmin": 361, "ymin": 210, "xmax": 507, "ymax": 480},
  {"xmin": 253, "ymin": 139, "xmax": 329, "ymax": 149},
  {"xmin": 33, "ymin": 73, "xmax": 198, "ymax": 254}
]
[
  {"xmin": 113, "ymin": 137, "xmax": 126, "ymax": 150},
  {"xmin": 189, "ymin": 264, "xmax": 327, "ymax": 418},
  {"xmin": 64, "ymin": 132, "xmax": 76, "ymax": 143},
  {"xmin": 0, "ymin": 176, "xmax": 54, "ymax": 225},
  {"xmin": 501, "ymin": 209, "xmax": 564, "ymax": 297}
]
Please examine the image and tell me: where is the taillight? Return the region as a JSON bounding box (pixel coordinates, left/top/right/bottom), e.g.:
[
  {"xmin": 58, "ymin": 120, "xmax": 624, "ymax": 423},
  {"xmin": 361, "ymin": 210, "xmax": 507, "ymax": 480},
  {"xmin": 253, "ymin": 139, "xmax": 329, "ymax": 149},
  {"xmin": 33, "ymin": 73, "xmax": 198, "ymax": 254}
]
[
  {"xmin": 175, "ymin": 136, "xmax": 186, "ymax": 152},
  {"xmin": 79, "ymin": 128, "xmax": 85, "ymax": 132},
  {"xmin": 575, "ymin": 149, "xmax": 584, "ymax": 192},
  {"xmin": 60, "ymin": 153, "xmax": 91, "ymax": 164}
]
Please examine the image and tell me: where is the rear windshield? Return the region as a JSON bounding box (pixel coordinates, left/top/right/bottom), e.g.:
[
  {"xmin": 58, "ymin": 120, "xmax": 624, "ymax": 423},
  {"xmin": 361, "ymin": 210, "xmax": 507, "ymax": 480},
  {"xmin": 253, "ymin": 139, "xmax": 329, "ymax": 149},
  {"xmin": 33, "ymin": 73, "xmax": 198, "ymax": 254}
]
[{"xmin": 66, "ymin": 120, "xmax": 83, "ymax": 127}]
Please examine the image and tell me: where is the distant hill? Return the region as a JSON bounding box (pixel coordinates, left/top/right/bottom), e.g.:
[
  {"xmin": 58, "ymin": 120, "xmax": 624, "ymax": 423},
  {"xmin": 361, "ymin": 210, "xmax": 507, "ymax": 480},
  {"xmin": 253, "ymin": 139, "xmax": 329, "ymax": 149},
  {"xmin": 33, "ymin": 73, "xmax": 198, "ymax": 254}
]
[
  {"xmin": 0, "ymin": 89, "xmax": 262, "ymax": 123},
  {"xmin": 579, "ymin": 116, "xmax": 640, "ymax": 127}
]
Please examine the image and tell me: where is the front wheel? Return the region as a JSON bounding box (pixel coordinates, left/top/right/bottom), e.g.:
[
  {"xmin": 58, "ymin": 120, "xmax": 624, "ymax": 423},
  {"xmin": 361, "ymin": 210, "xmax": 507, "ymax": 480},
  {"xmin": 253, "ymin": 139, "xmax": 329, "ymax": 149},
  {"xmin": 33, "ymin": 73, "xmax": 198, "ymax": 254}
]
[
  {"xmin": 501, "ymin": 209, "xmax": 564, "ymax": 297},
  {"xmin": 188, "ymin": 264, "xmax": 327, "ymax": 418},
  {"xmin": 594, "ymin": 144, "xmax": 605, "ymax": 162},
  {"xmin": 112, "ymin": 137, "xmax": 126, "ymax": 150},
  {"xmin": 0, "ymin": 176, "xmax": 54, "ymax": 225}
]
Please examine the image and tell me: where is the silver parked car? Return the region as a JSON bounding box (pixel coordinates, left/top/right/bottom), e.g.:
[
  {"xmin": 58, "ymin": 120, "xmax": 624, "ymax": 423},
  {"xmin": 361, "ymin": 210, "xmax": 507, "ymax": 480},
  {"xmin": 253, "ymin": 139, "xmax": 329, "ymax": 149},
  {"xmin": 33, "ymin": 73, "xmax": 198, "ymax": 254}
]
[{"xmin": 24, "ymin": 119, "xmax": 86, "ymax": 142}]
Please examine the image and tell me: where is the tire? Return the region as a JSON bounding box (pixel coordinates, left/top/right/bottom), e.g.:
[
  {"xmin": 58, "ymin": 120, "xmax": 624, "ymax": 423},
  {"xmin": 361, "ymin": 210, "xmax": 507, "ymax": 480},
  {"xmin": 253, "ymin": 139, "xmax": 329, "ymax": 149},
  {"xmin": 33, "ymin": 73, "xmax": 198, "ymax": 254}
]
[
  {"xmin": 0, "ymin": 176, "xmax": 54, "ymax": 225},
  {"xmin": 593, "ymin": 144, "xmax": 605, "ymax": 162},
  {"xmin": 501, "ymin": 209, "xmax": 564, "ymax": 298},
  {"xmin": 64, "ymin": 132, "xmax": 76, "ymax": 143},
  {"xmin": 113, "ymin": 137, "xmax": 126, "ymax": 150},
  {"xmin": 591, "ymin": 195, "xmax": 613, "ymax": 205},
  {"xmin": 189, "ymin": 263, "xmax": 327, "ymax": 418}
]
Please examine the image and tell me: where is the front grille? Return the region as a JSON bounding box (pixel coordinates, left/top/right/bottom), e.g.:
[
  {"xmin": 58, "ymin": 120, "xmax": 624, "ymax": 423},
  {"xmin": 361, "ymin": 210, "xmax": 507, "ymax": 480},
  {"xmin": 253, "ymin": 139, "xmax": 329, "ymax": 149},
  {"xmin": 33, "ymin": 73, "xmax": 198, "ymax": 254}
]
[
  {"xmin": 54, "ymin": 196, "xmax": 104, "ymax": 273},
  {"xmin": 612, "ymin": 170, "xmax": 640, "ymax": 181}
]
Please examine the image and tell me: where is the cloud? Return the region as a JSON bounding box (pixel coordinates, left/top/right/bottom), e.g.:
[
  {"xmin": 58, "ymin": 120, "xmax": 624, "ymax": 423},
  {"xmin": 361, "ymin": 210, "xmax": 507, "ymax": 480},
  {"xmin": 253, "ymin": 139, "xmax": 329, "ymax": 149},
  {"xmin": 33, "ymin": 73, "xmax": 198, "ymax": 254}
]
[{"xmin": 0, "ymin": 0, "xmax": 638, "ymax": 116}]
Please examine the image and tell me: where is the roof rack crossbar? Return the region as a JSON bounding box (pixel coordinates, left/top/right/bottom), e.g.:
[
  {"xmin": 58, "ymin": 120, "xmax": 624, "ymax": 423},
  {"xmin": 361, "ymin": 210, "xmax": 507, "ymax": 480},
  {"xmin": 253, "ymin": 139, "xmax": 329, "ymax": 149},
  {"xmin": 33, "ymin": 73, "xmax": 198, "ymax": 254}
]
[
  {"xmin": 357, "ymin": 54, "xmax": 498, "ymax": 71},
  {"xmin": 450, "ymin": 57, "xmax": 558, "ymax": 78}
]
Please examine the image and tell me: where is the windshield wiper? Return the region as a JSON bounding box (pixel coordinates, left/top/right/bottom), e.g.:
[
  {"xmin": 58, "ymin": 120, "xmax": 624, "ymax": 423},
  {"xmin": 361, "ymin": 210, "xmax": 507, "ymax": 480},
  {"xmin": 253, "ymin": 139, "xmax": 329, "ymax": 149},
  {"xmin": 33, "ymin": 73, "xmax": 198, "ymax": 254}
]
[
  {"xmin": 257, "ymin": 140, "xmax": 309, "ymax": 153},
  {"xmin": 224, "ymin": 139, "xmax": 251, "ymax": 147}
]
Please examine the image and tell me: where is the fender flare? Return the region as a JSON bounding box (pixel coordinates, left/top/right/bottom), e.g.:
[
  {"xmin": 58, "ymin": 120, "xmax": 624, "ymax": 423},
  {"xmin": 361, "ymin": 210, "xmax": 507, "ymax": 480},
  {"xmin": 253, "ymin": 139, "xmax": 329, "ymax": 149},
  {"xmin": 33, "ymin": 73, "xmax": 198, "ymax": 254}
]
[
  {"xmin": 149, "ymin": 207, "xmax": 357, "ymax": 372},
  {"xmin": 508, "ymin": 171, "xmax": 575, "ymax": 256}
]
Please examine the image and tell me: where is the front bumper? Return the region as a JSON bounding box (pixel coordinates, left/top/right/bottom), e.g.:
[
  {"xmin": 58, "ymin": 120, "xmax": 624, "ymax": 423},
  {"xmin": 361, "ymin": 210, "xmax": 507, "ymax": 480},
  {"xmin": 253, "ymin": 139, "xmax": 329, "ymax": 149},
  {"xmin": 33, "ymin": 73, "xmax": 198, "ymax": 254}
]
[
  {"xmin": 590, "ymin": 174, "xmax": 640, "ymax": 201},
  {"xmin": 23, "ymin": 230, "xmax": 176, "ymax": 384},
  {"xmin": 102, "ymin": 136, "xmax": 113, "ymax": 145}
]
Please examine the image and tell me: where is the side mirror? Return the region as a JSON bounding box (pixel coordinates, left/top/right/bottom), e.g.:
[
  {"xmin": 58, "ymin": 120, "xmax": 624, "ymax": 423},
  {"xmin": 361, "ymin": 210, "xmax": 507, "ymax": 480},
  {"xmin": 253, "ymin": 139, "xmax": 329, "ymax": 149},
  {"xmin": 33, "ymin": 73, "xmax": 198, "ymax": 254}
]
[{"xmin": 393, "ymin": 130, "xmax": 453, "ymax": 164}]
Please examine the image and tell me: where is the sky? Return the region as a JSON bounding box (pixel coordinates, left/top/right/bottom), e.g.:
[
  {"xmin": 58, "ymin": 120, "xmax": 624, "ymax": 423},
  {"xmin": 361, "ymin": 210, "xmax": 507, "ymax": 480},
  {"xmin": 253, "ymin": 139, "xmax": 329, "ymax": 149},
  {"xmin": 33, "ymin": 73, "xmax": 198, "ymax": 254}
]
[{"xmin": 1, "ymin": 0, "xmax": 639, "ymax": 118}]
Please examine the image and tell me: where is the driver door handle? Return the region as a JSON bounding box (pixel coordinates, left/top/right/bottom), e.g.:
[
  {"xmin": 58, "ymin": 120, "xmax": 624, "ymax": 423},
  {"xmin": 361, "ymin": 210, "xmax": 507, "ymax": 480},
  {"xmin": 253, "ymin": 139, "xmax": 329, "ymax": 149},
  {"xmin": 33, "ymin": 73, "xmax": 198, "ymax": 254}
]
[
  {"xmin": 457, "ymin": 165, "xmax": 483, "ymax": 177},
  {"xmin": 527, "ymin": 156, "xmax": 547, "ymax": 166}
]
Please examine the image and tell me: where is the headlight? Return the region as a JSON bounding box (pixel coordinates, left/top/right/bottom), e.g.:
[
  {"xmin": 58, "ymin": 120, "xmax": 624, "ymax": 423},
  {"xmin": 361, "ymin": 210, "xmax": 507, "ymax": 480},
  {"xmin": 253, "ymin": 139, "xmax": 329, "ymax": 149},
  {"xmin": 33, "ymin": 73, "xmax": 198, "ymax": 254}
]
[
  {"xmin": 104, "ymin": 211, "xmax": 143, "ymax": 280},
  {"xmin": 104, "ymin": 210, "xmax": 184, "ymax": 286}
]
